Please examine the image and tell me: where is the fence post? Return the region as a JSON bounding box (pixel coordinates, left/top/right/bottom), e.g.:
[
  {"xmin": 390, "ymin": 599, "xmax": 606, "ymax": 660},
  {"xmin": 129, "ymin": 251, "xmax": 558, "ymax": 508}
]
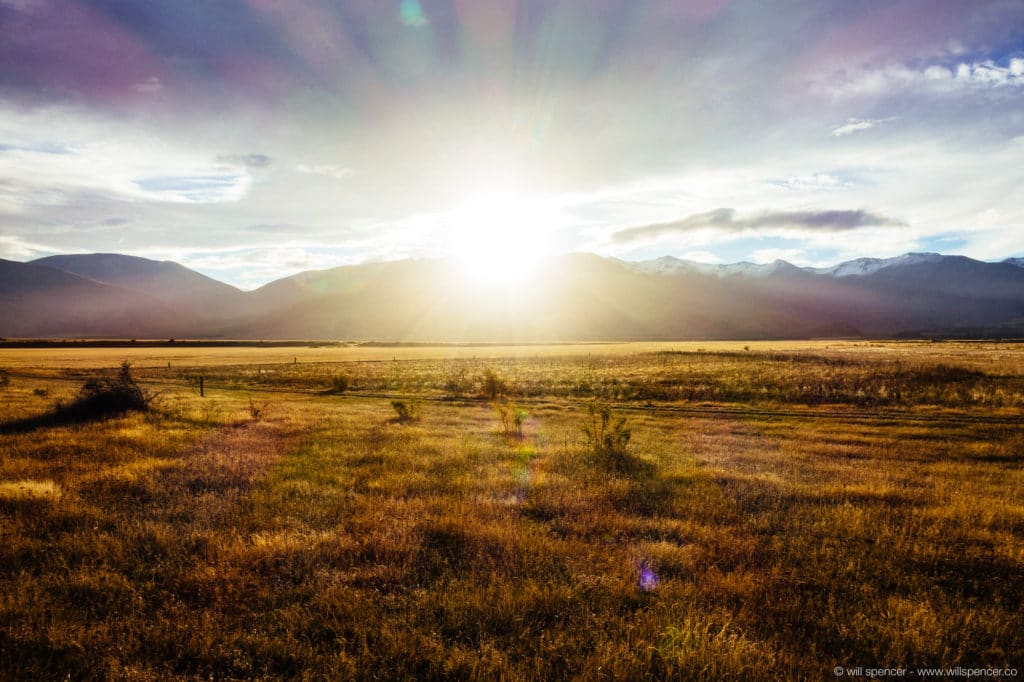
[{"xmin": 200, "ymin": 376, "xmax": 204, "ymax": 397}]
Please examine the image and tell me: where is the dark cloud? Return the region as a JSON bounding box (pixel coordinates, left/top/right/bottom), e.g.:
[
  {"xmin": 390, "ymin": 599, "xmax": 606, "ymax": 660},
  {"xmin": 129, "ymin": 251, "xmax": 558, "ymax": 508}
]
[
  {"xmin": 101, "ymin": 217, "xmax": 129, "ymax": 226},
  {"xmin": 612, "ymin": 208, "xmax": 905, "ymax": 243}
]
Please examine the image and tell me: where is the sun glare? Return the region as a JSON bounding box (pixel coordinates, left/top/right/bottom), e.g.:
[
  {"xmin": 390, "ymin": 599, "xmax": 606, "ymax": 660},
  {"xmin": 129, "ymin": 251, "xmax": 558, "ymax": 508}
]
[{"xmin": 446, "ymin": 192, "xmax": 555, "ymax": 287}]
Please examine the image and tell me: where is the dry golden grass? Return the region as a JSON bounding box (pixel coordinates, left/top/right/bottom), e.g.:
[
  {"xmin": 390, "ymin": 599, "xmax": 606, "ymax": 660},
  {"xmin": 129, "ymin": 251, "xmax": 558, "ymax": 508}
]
[{"xmin": 0, "ymin": 343, "xmax": 1021, "ymax": 679}]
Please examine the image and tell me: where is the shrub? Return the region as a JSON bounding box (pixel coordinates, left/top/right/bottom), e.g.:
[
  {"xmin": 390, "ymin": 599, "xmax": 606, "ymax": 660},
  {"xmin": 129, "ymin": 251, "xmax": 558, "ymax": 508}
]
[
  {"xmin": 0, "ymin": 372, "xmax": 9, "ymax": 389},
  {"xmin": 481, "ymin": 369, "xmax": 506, "ymax": 400},
  {"xmin": 56, "ymin": 362, "xmax": 156, "ymax": 422},
  {"xmin": 198, "ymin": 400, "xmax": 225, "ymax": 425},
  {"xmin": 443, "ymin": 364, "xmax": 469, "ymax": 398},
  {"xmin": 329, "ymin": 374, "xmax": 350, "ymax": 394},
  {"xmin": 494, "ymin": 400, "xmax": 527, "ymax": 440},
  {"xmin": 390, "ymin": 400, "xmax": 420, "ymax": 423},
  {"xmin": 247, "ymin": 395, "xmax": 270, "ymax": 422},
  {"xmin": 582, "ymin": 402, "xmax": 650, "ymax": 476},
  {"xmin": 33, "ymin": 387, "xmax": 48, "ymax": 397},
  {"xmin": 582, "ymin": 402, "xmax": 630, "ymax": 455}
]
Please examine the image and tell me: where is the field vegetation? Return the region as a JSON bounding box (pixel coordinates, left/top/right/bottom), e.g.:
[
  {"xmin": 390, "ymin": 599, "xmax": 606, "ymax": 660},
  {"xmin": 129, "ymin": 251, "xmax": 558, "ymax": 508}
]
[{"xmin": 0, "ymin": 341, "xmax": 1021, "ymax": 679}]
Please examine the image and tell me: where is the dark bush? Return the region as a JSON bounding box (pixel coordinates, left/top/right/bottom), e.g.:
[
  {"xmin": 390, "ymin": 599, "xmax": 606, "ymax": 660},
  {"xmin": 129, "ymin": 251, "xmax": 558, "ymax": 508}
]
[
  {"xmin": 481, "ymin": 369, "xmax": 506, "ymax": 400},
  {"xmin": 0, "ymin": 362, "xmax": 155, "ymax": 434},
  {"xmin": 61, "ymin": 362, "xmax": 155, "ymax": 420},
  {"xmin": 329, "ymin": 374, "xmax": 350, "ymax": 394},
  {"xmin": 390, "ymin": 400, "xmax": 420, "ymax": 423}
]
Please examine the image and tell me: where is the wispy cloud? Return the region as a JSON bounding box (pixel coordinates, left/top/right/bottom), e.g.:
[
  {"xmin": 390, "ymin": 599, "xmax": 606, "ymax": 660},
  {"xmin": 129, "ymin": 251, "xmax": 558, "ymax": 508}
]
[
  {"xmin": 612, "ymin": 208, "xmax": 904, "ymax": 244},
  {"xmin": 132, "ymin": 76, "xmax": 163, "ymax": 94},
  {"xmin": 295, "ymin": 163, "xmax": 352, "ymax": 181},
  {"xmin": 0, "ymin": 233, "xmax": 57, "ymax": 259},
  {"xmin": 829, "ymin": 57, "xmax": 1024, "ymax": 99},
  {"xmin": 133, "ymin": 175, "xmax": 246, "ymax": 203},
  {"xmin": 680, "ymin": 250, "xmax": 722, "ymax": 263},
  {"xmin": 749, "ymin": 247, "xmax": 810, "ymax": 265},
  {"xmin": 246, "ymin": 223, "xmax": 307, "ymax": 234},
  {"xmin": 219, "ymin": 153, "xmax": 272, "ymax": 168},
  {"xmin": 832, "ymin": 118, "xmax": 895, "ymax": 137},
  {"xmin": 771, "ymin": 173, "xmax": 850, "ymax": 191},
  {"xmin": 176, "ymin": 246, "xmax": 359, "ymax": 290},
  {"xmin": 0, "ymin": 105, "xmax": 253, "ymax": 207}
]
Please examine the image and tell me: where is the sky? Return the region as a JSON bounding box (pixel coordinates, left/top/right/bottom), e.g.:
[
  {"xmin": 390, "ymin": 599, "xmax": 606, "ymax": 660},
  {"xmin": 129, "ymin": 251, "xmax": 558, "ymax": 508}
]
[{"xmin": 1, "ymin": 0, "xmax": 1023, "ymax": 289}]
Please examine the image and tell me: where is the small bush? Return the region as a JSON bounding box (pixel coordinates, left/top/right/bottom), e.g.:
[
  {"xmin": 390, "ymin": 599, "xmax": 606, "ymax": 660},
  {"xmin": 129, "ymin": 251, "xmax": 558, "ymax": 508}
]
[
  {"xmin": 247, "ymin": 395, "xmax": 270, "ymax": 422},
  {"xmin": 443, "ymin": 365, "xmax": 469, "ymax": 398},
  {"xmin": 582, "ymin": 402, "xmax": 630, "ymax": 455},
  {"xmin": 198, "ymin": 400, "xmax": 225, "ymax": 425},
  {"xmin": 481, "ymin": 369, "xmax": 507, "ymax": 401},
  {"xmin": 329, "ymin": 374, "xmax": 350, "ymax": 394},
  {"xmin": 33, "ymin": 387, "xmax": 49, "ymax": 397},
  {"xmin": 582, "ymin": 402, "xmax": 651, "ymax": 476},
  {"xmin": 390, "ymin": 400, "xmax": 420, "ymax": 423},
  {"xmin": 0, "ymin": 373, "xmax": 9, "ymax": 389},
  {"xmin": 494, "ymin": 401, "xmax": 527, "ymax": 440},
  {"xmin": 61, "ymin": 362, "xmax": 156, "ymax": 420}
]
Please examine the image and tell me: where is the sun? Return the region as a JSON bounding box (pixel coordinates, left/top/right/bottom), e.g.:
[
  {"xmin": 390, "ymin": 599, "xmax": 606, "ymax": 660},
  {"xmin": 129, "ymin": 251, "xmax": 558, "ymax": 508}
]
[{"xmin": 445, "ymin": 191, "xmax": 555, "ymax": 287}]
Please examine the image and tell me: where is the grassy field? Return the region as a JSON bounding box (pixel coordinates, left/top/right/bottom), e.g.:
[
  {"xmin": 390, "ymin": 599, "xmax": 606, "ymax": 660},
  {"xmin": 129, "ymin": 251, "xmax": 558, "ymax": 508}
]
[{"xmin": 0, "ymin": 341, "xmax": 1022, "ymax": 679}]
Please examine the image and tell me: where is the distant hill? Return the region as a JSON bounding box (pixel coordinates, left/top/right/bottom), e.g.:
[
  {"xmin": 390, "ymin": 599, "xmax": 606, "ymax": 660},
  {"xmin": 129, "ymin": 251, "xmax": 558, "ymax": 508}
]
[
  {"xmin": 0, "ymin": 258, "xmax": 180, "ymax": 338},
  {"xmin": 3, "ymin": 252, "xmax": 1024, "ymax": 340},
  {"xmin": 31, "ymin": 253, "xmax": 244, "ymax": 317}
]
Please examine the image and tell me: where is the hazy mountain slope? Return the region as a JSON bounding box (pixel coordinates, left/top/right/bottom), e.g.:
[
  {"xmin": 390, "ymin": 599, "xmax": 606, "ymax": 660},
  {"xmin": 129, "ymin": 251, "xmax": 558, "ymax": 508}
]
[
  {"xmin": 7, "ymin": 252, "xmax": 1024, "ymax": 340},
  {"xmin": 851, "ymin": 257, "xmax": 1024, "ymax": 332},
  {"xmin": 1004, "ymin": 257, "xmax": 1024, "ymax": 269},
  {"xmin": 32, "ymin": 253, "xmax": 244, "ymax": 316},
  {"xmin": 0, "ymin": 259, "xmax": 181, "ymax": 338},
  {"xmin": 233, "ymin": 254, "xmax": 905, "ymax": 341}
]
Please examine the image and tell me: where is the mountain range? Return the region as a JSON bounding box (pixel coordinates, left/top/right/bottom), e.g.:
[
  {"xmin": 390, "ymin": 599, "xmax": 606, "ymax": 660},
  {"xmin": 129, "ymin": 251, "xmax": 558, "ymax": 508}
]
[{"xmin": 2, "ymin": 252, "xmax": 1024, "ymax": 341}]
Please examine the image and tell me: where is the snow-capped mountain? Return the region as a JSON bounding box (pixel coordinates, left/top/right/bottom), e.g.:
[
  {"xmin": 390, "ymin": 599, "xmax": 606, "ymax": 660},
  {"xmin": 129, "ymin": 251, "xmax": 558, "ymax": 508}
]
[
  {"xmin": 808, "ymin": 253, "xmax": 946, "ymax": 277},
  {"xmin": 629, "ymin": 257, "xmax": 804, "ymax": 278},
  {"xmin": 630, "ymin": 253, "xmax": 949, "ymax": 279}
]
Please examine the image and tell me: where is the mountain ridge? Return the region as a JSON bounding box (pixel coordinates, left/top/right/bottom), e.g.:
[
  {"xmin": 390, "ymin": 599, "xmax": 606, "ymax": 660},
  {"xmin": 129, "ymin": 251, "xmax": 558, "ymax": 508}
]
[{"xmin": 3, "ymin": 251, "xmax": 1024, "ymax": 341}]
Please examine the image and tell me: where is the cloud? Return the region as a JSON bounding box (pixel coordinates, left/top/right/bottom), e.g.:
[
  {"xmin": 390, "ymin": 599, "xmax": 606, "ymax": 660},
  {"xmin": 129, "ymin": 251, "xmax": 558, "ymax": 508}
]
[
  {"xmin": 246, "ymin": 222, "xmax": 307, "ymax": 234},
  {"xmin": 612, "ymin": 208, "xmax": 904, "ymax": 244},
  {"xmin": 680, "ymin": 250, "xmax": 722, "ymax": 263},
  {"xmin": 0, "ymin": 233, "xmax": 55, "ymax": 259},
  {"xmin": 749, "ymin": 247, "xmax": 809, "ymax": 265},
  {"xmin": 772, "ymin": 173, "xmax": 849, "ymax": 191},
  {"xmin": 133, "ymin": 76, "xmax": 163, "ymax": 94},
  {"xmin": 295, "ymin": 163, "xmax": 352, "ymax": 181},
  {"xmin": 176, "ymin": 246, "xmax": 355, "ymax": 290},
  {"xmin": 218, "ymin": 153, "xmax": 272, "ymax": 168},
  {"xmin": 0, "ymin": 104, "xmax": 254, "ymax": 207},
  {"xmin": 832, "ymin": 118, "xmax": 895, "ymax": 137},
  {"xmin": 829, "ymin": 56, "xmax": 1024, "ymax": 99},
  {"xmin": 132, "ymin": 175, "xmax": 247, "ymax": 203}
]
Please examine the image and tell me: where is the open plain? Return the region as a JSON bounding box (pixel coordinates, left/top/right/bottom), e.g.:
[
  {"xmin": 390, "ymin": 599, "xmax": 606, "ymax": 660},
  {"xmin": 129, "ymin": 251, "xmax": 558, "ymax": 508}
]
[{"xmin": 1, "ymin": 340, "xmax": 1022, "ymax": 679}]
